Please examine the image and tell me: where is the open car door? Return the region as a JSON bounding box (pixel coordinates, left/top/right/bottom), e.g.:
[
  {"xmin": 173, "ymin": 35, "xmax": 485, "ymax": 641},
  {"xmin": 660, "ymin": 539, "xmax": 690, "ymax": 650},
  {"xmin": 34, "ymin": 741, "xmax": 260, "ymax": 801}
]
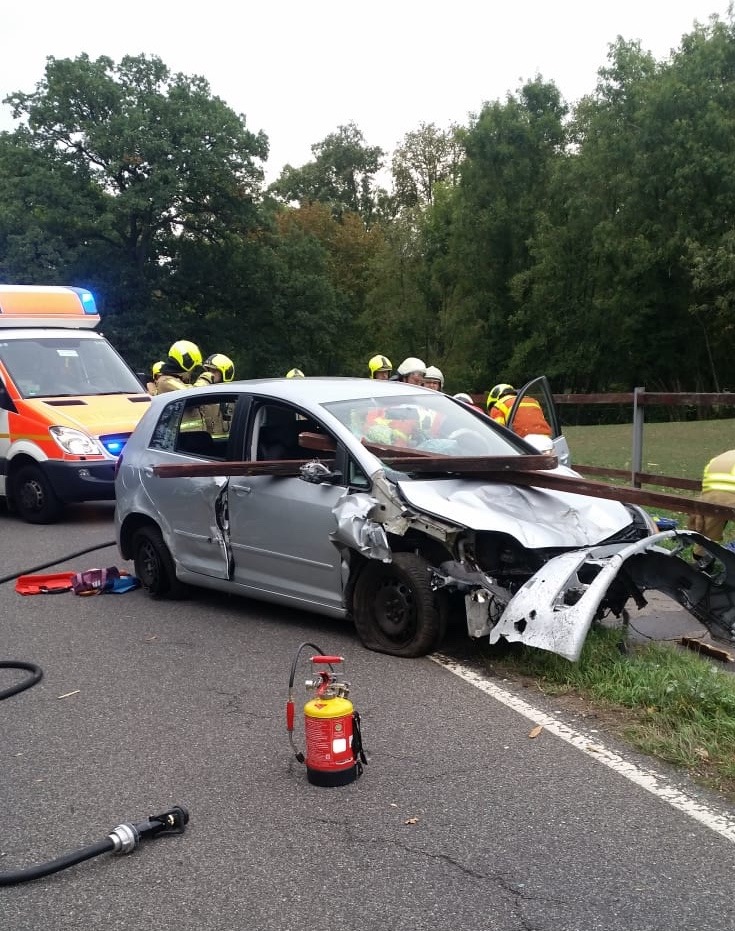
[{"xmin": 507, "ymin": 375, "xmax": 571, "ymax": 467}]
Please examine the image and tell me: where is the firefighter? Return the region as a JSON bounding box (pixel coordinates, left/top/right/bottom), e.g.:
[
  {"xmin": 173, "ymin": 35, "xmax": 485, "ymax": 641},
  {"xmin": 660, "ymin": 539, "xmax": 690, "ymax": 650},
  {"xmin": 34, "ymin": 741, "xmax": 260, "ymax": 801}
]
[
  {"xmin": 687, "ymin": 449, "xmax": 735, "ymax": 569},
  {"xmin": 368, "ymin": 354, "xmax": 393, "ymax": 380},
  {"xmin": 147, "ymin": 360, "xmax": 164, "ymax": 395},
  {"xmin": 424, "ymin": 365, "xmax": 444, "ymax": 391},
  {"xmin": 193, "ymin": 354, "xmax": 236, "ymax": 437},
  {"xmin": 194, "ymin": 353, "xmax": 235, "ymax": 386},
  {"xmin": 156, "ymin": 340, "xmax": 203, "ymax": 394},
  {"xmin": 395, "ymin": 357, "xmax": 426, "ymax": 385},
  {"xmin": 486, "ymin": 383, "xmax": 552, "ymax": 438}
]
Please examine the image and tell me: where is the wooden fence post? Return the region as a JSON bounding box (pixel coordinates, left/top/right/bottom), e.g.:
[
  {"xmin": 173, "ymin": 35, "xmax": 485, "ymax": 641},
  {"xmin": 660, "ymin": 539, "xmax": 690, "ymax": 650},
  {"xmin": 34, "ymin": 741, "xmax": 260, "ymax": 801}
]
[{"xmin": 632, "ymin": 386, "xmax": 645, "ymax": 488}]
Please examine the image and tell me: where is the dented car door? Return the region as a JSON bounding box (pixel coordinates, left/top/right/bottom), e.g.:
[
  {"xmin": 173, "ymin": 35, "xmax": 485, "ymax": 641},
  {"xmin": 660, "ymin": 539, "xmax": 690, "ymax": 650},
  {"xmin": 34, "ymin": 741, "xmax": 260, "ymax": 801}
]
[{"xmin": 227, "ymin": 401, "xmax": 347, "ymax": 611}]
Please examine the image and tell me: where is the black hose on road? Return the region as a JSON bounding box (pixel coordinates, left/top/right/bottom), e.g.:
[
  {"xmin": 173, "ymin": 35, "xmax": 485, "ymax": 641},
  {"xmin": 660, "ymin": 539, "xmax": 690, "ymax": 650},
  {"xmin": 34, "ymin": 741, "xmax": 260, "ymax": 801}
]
[
  {"xmin": 1, "ymin": 538, "xmax": 116, "ymax": 700},
  {"xmin": 0, "ymin": 806, "xmax": 189, "ymax": 886},
  {"xmin": 0, "ymin": 660, "xmax": 43, "ymax": 700}
]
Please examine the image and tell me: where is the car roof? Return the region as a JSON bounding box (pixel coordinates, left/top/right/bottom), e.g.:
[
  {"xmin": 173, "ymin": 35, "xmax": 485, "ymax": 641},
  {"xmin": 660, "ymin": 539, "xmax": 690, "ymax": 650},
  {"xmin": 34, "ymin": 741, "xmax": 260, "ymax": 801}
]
[{"xmin": 153, "ymin": 377, "xmax": 433, "ymax": 407}]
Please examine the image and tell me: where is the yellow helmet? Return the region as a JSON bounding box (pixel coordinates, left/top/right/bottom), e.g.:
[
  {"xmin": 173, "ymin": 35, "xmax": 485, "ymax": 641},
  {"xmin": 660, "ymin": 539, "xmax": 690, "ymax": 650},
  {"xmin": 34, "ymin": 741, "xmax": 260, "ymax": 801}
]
[
  {"xmin": 487, "ymin": 383, "xmax": 514, "ymax": 409},
  {"xmin": 151, "ymin": 360, "xmax": 164, "ymax": 377},
  {"xmin": 286, "ymin": 368, "xmax": 305, "ymax": 378},
  {"xmin": 204, "ymin": 353, "xmax": 235, "ymax": 382},
  {"xmin": 168, "ymin": 339, "xmax": 202, "ymax": 373},
  {"xmin": 368, "ymin": 354, "xmax": 392, "ymax": 377}
]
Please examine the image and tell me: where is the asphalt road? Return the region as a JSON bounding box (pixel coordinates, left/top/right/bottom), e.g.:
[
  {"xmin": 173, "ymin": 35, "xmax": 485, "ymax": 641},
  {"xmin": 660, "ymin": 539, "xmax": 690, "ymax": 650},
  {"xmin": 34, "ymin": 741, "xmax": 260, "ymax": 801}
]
[{"xmin": 2, "ymin": 503, "xmax": 734, "ymax": 931}]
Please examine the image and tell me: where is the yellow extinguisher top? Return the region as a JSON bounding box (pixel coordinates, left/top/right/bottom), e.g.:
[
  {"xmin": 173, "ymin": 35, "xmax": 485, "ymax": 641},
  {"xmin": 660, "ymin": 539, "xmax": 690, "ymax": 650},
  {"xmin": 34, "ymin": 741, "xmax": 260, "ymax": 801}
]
[{"xmin": 304, "ymin": 696, "xmax": 354, "ymax": 719}]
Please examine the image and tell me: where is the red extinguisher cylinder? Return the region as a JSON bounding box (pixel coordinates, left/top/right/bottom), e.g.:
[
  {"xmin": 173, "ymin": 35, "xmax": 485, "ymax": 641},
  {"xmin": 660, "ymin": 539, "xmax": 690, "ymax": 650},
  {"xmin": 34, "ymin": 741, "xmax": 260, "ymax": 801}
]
[{"xmin": 304, "ymin": 695, "xmax": 357, "ymax": 787}]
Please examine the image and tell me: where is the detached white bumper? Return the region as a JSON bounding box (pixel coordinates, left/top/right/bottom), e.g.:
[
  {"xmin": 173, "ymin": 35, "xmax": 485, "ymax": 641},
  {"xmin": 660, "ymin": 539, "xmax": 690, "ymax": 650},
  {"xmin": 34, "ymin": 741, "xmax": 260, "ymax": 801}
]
[{"xmin": 488, "ymin": 531, "xmax": 683, "ymax": 661}]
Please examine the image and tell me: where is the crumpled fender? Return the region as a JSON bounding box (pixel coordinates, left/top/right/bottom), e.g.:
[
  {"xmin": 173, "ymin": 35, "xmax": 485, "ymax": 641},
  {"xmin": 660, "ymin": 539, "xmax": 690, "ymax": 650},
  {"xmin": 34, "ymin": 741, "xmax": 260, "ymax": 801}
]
[{"xmin": 488, "ymin": 530, "xmax": 735, "ymax": 661}]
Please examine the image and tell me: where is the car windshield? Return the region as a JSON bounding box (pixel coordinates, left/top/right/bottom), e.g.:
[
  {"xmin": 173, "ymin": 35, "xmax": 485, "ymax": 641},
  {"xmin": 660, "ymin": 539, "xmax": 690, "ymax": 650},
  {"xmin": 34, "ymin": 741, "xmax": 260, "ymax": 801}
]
[
  {"xmin": 323, "ymin": 392, "xmax": 523, "ymax": 460},
  {"xmin": 0, "ymin": 336, "xmax": 144, "ymax": 398}
]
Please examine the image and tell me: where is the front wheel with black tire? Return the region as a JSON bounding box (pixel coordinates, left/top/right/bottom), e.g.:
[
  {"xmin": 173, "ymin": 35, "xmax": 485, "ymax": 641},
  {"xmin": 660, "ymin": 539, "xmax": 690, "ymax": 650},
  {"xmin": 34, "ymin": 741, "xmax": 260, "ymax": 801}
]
[
  {"xmin": 132, "ymin": 525, "xmax": 188, "ymax": 598},
  {"xmin": 352, "ymin": 552, "xmax": 447, "ymax": 657},
  {"xmin": 11, "ymin": 464, "xmax": 63, "ymax": 524}
]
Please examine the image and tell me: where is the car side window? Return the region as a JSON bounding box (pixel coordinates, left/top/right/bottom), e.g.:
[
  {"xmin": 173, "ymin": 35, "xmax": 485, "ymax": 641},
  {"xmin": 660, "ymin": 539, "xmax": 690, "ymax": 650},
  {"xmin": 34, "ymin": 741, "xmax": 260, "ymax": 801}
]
[
  {"xmin": 347, "ymin": 457, "xmax": 370, "ymax": 489},
  {"xmin": 150, "ymin": 395, "xmax": 237, "ymax": 459},
  {"xmin": 251, "ymin": 403, "xmax": 321, "ymax": 461}
]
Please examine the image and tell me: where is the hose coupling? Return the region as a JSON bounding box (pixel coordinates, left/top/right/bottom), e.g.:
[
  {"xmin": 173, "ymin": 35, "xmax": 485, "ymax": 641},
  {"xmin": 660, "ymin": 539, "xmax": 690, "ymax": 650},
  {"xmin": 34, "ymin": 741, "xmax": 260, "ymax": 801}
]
[
  {"xmin": 108, "ymin": 823, "xmax": 139, "ymax": 855},
  {"xmin": 109, "ymin": 805, "xmax": 189, "ymax": 854}
]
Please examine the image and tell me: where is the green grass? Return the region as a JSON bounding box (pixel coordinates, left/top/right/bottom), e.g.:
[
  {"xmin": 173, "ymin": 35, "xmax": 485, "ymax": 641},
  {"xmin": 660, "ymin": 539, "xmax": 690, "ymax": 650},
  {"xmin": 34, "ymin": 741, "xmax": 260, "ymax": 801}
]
[
  {"xmin": 489, "ymin": 419, "xmax": 735, "ymax": 799},
  {"xmin": 482, "ymin": 627, "xmax": 735, "ymax": 799},
  {"xmin": 565, "ymin": 417, "xmax": 735, "ymax": 480}
]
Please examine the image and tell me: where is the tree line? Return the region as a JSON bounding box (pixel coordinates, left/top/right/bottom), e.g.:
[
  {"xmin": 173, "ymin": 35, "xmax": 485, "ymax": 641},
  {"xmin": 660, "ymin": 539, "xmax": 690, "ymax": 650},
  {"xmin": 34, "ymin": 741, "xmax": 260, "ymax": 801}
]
[{"xmin": 1, "ymin": 11, "xmax": 733, "ymax": 404}]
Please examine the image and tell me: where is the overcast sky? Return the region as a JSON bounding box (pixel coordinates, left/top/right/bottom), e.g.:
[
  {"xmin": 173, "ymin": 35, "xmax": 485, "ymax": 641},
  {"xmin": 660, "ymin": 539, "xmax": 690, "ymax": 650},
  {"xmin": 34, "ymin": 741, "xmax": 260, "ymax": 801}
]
[{"xmin": 1, "ymin": 1, "xmax": 731, "ymax": 182}]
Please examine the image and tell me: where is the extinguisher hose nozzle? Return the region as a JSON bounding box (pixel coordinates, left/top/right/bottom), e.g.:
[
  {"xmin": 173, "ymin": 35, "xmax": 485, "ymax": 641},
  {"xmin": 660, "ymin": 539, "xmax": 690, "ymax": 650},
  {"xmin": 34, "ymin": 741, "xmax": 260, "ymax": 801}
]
[{"xmin": 286, "ymin": 699, "xmax": 295, "ymax": 732}]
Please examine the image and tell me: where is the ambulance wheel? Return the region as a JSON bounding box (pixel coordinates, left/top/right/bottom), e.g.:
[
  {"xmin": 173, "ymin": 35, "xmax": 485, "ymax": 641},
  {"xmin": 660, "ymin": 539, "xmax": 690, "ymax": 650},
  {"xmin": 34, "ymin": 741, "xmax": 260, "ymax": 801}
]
[
  {"xmin": 352, "ymin": 552, "xmax": 447, "ymax": 657},
  {"xmin": 12, "ymin": 464, "xmax": 63, "ymax": 524},
  {"xmin": 132, "ymin": 525, "xmax": 188, "ymax": 598}
]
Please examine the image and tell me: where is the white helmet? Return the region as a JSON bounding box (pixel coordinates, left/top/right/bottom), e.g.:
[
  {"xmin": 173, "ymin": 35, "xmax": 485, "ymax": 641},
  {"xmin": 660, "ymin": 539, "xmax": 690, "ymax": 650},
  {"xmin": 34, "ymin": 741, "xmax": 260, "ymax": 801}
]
[
  {"xmin": 453, "ymin": 392, "xmax": 473, "ymax": 404},
  {"xmin": 397, "ymin": 357, "xmax": 426, "ymax": 377},
  {"xmin": 424, "ymin": 365, "xmax": 444, "ymax": 387}
]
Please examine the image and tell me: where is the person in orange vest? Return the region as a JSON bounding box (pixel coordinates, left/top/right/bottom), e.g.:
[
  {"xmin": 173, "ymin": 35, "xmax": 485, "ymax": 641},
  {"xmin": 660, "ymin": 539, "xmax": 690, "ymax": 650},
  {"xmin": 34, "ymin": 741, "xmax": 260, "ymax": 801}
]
[
  {"xmin": 486, "ymin": 383, "xmax": 552, "ymax": 438},
  {"xmin": 687, "ymin": 449, "xmax": 735, "ymax": 570}
]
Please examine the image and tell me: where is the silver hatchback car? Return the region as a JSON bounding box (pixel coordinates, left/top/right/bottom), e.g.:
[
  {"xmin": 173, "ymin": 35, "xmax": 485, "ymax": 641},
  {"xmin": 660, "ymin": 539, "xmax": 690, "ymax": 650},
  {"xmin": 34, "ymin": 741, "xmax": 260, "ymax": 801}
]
[{"xmin": 115, "ymin": 377, "xmax": 735, "ymax": 658}]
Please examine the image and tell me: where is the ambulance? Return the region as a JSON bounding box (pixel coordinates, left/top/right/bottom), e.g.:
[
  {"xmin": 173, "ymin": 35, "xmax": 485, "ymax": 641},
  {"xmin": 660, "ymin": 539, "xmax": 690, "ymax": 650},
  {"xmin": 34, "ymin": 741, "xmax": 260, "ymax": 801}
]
[{"xmin": 0, "ymin": 285, "xmax": 151, "ymax": 523}]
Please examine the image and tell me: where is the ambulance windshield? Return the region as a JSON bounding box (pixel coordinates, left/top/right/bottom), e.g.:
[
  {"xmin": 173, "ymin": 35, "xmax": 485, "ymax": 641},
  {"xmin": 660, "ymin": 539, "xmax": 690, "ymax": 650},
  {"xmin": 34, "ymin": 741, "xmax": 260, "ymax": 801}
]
[{"xmin": 0, "ymin": 335, "xmax": 144, "ymax": 398}]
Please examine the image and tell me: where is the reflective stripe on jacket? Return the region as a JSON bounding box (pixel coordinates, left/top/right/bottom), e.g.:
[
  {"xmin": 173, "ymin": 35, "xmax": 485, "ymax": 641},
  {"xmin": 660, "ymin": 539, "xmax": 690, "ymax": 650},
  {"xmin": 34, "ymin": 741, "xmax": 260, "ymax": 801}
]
[
  {"xmin": 702, "ymin": 449, "xmax": 735, "ymax": 494},
  {"xmin": 490, "ymin": 394, "xmax": 552, "ymax": 437}
]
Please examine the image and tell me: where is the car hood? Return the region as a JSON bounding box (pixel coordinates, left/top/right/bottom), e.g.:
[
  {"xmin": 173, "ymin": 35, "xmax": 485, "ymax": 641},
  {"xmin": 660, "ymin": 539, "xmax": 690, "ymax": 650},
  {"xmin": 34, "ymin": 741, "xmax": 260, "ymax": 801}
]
[{"xmin": 395, "ymin": 477, "xmax": 633, "ymax": 547}]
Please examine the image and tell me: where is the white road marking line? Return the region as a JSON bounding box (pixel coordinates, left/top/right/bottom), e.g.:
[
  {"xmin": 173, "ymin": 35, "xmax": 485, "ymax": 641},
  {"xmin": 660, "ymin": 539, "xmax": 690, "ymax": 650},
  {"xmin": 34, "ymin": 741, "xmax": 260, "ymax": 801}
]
[{"xmin": 431, "ymin": 654, "xmax": 735, "ymax": 844}]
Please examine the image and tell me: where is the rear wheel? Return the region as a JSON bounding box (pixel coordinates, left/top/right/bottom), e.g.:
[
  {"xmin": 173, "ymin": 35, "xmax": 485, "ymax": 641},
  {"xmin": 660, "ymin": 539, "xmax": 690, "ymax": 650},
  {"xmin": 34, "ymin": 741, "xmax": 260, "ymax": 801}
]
[
  {"xmin": 132, "ymin": 525, "xmax": 188, "ymax": 598},
  {"xmin": 352, "ymin": 552, "xmax": 447, "ymax": 657},
  {"xmin": 11, "ymin": 464, "xmax": 63, "ymax": 524}
]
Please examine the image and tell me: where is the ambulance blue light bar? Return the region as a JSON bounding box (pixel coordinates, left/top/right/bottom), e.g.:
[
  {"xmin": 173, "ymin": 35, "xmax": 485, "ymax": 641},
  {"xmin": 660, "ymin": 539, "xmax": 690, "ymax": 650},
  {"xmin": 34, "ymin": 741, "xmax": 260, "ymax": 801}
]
[{"xmin": 0, "ymin": 285, "xmax": 101, "ymax": 329}]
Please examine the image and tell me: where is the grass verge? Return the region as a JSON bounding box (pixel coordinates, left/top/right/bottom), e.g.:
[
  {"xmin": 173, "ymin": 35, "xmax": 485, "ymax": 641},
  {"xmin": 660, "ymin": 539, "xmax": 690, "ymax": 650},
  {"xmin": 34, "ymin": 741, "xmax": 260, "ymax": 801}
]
[{"xmin": 479, "ymin": 625, "xmax": 735, "ymax": 802}]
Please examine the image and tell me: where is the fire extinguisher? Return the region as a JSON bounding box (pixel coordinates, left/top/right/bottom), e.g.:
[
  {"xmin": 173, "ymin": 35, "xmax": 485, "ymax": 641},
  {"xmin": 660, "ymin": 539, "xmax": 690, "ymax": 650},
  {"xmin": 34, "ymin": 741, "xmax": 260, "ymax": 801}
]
[{"xmin": 286, "ymin": 642, "xmax": 367, "ymax": 787}]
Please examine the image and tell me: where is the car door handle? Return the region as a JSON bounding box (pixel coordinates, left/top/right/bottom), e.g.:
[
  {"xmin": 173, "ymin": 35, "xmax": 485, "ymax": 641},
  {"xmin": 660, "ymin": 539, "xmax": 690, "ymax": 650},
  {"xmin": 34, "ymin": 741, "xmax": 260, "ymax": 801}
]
[{"xmin": 234, "ymin": 485, "xmax": 252, "ymax": 495}]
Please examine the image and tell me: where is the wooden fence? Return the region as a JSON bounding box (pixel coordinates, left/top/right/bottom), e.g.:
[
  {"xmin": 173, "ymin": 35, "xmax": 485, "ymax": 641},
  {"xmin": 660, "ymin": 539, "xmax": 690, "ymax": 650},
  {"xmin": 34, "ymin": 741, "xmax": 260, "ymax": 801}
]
[{"xmin": 552, "ymin": 388, "xmax": 735, "ymax": 521}]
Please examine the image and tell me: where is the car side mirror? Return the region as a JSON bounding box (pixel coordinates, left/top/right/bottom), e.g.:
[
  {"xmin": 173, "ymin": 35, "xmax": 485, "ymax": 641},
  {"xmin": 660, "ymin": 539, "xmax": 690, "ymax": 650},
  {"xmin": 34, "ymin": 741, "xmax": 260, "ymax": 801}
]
[{"xmin": 299, "ymin": 461, "xmax": 342, "ymax": 485}]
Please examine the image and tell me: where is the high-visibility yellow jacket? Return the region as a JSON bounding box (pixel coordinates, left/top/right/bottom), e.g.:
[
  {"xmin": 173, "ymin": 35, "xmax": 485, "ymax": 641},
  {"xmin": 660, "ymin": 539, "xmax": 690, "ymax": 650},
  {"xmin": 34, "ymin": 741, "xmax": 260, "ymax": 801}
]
[{"xmin": 702, "ymin": 449, "xmax": 735, "ymax": 494}]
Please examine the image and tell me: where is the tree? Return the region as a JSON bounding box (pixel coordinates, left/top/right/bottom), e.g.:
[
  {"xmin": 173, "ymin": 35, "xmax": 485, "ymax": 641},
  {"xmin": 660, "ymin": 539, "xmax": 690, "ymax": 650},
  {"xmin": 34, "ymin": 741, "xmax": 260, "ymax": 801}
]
[
  {"xmin": 276, "ymin": 201, "xmax": 385, "ymax": 374},
  {"xmin": 446, "ymin": 78, "xmax": 568, "ymax": 389},
  {"xmin": 2, "ymin": 53, "xmax": 269, "ymax": 365},
  {"xmin": 512, "ymin": 18, "xmax": 735, "ymax": 393},
  {"xmin": 269, "ymin": 122, "xmax": 384, "ymax": 224},
  {"xmin": 390, "ymin": 122, "xmax": 463, "ymax": 210}
]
